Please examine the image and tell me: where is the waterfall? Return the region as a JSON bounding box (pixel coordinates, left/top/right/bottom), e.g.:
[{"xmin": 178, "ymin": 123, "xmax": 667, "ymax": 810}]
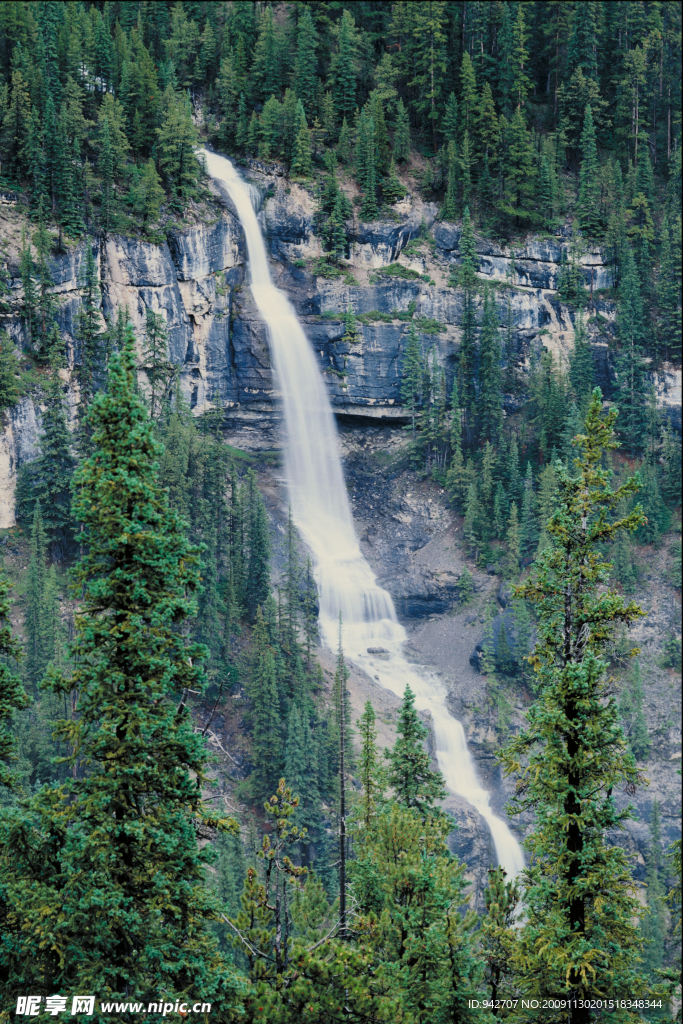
[{"xmin": 200, "ymin": 149, "xmax": 525, "ymax": 878}]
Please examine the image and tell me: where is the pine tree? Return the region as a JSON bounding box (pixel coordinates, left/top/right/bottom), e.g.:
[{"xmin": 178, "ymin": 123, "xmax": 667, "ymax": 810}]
[
  {"xmin": 381, "ymin": 157, "xmax": 406, "ymax": 205},
  {"xmin": 141, "ymin": 308, "xmax": 176, "ymax": 421},
  {"xmin": 156, "ymin": 86, "xmax": 199, "ymax": 205},
  {"xmin": 75, "ymin": 240, "xmax": 103, "ymax": 414},
  {"xmin": 294, "ymin": 8, "xmax": 318, "ymax": 117},
  {"xmin": 31, "ymin": 368, "xmax": 75, "ymax": 554},
  {"xmin": 458, "ymin": 206, "xmax": 478, "ymax": 426},
  {"xmin": 0, "ymin": 571, "xmax": 28, "ymax": 791},
  {"xmin": 245, "ymin": 469, "xmax": 271, "ymax": 620},
  {"xmin": 576, "ymin": 105, "xmax": 602, "ymax": 237},
  {"xmin": 442, "ymin": 139, "xmax": 458, "ymax": 220},
  {"xmin": 32, "ymin": 198, "xmax": 56, "ymax": 359},
  {"xmin": 24, "ymin": 503, "xmax": 49, "ymax": 691},
  {"xmin": 385, "ymin": 684, "xmax": 446, "ymax": 814},
  {"xmin": 19, "ymin": 227, "xmax": 38, "ymax": 349},
  {"xmin": 353, "ymin": 801, "xmax": 481, "ymax": 1020},
  {"xmin": 0, "ymin": 331, "xmax": 22, "ymax": 411},
  {"xmin": 99, "ymin": 114, "xmax": 114, "ymax": 231},
  {"xmin": 356, "ymin": 700, "xmax": 384, "ymax": 834},
  {"xmin": 1, "ymin": 327, "xmax": 247, "ymax": 1008},
  {"xmin": 520, "ymin": 462, "xmax": 538, "ymax": 558},
  {"xmin": 464, "ymin": 480, "xmax": 481, "ymax": 556},
  {"xmin": 493, "ymin": 480, "xmax": 509, "ymax": 540},
  {"xmin": 393, "ymin": 98, "xmax": 410, "ymax": 162},
  {"xmin": 331, "ymin": 8, "xmax": 357, "ymax": 122},
  {"xmin": 505, "ymin": 501, "xmax": 521, "ymax": 576},
  {"xmin": 441, "ymin": 91, "xmax": 459, "ymax": 144},
  {"xmin": 476, "ymin": 81, "xmax": 499, "ymax": 162},
  {"xmin": 460, "ymin": 52, "xmax": 478, "ymax": 132},
  {"xmin": 503, "ymin": 106, "xmax": 537, "ymax": 224},
  {"xmin": 499, "ymin": 391, "xmax": 648, "ymax": 1018},
  {"xmin": 358, "ymin": 114, "xmax": 378, "ymax": 221},
  {"xmin": 337, "ymin": 116, "xmax": 352, "ymax": 163},
  {"xmin": 290, "ymin": 106, "xmax": 312, "ymax": 177},
  {"xmin": 251, "ymin": 5, "xmax": 281, "ymax": 104},
  {"xmin": 481, "ymin": 867, "xmax": 520, "ymax": 1008},
  {"xmin": 614, "ymin": 243, "xmax": 647, "ymax": 455},
  {"xmin": 568, "ymin": 312, "xmax": 594, "ymax": 402},
  {"xmin": 479, "ymin": 286, "xmax": 502, "ymax": 442}
]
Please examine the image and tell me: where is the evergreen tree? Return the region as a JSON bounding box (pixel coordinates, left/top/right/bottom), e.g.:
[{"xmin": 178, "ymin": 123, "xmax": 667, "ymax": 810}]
[
  {"xmin": 385, "ymin": 685, "xmax": 446, "ymax": 814},
  {"xmin": 75, "ymin": 240, "xmax": 103, "ymax": 414},
  {"xmin": 576, "ymin": 105, "xmax": 602, "ymax": 237},
  {"xmin": 0, "ymin": 571, "xmax": 28, "ymax": 791},
  {"xmin": 520, "ymin": 462, "xmax": 539, "ymax": 558},
  {"xmin": 464, "ymin": 480, "xmax": 481, "ymax": 556},
  {"xmin": 442, "ymin": 139, "xmax": 458, "ymax": 220},
  {"xmin": 290, "ymin": 106, "xmax": 312, "ymax": 177},
  {"xmin": 479, "ymin": 286, "xmax": 502, "ymax": 442},
  {"xmin": 156, "ymin": 86, "xmax": 199, "ymax": 206},
  {"xmin": 353, "ymin": 801, "xmax": 481, "ymax": 1021},
  {"xmin": 441, "ymin": 91, "xmax": 459, "ymax": 144},
  {"xmin": 505, "ymin": 501, "xmax": 521, "ymax": 576},
  {"xmin": 356, "ymin": 700, "xmax": 384, "ymax": 834},
  {"xmin": 458, "ymin": 206, "xmax": 478, "ymax": 424},
  {"xmin": 294, "ymin": 9, "xmax": 318, "ymax": 117},
  {"xmin": 499, "ymin": 391, "xmax": 649, "ymax": 1018},
  {"xmin": 568, "ymin": 312, "xmax": 594, "ymax": 402},
  {"xmin": 1, "ymin": 328, "xmax": 246, "ymax": 1009},
  {"xmin": 0, "ymin": 331, "xmax": 22, "ymax": 411},
  {"xmin": 381, "ymin": 158, "xmax": 406, "ymax": 205},
  {"xmin": 481, "ymin": 867, "xmax": 520, "ymax": 1009},
  {"xmin": 141, "ymin": 308, "xmax": 176, "ymax": 421},
  {"xmin": 614, "ymin": 243, "xmax": 648, "ymax": 455},
  {"xmin": 245, "ymin": 470, "xmax": 271, "ymax": 620},
  {"xmin": 24, "ymin": 503, "xmax": 49, "ymax": 692},
  {"xmin": 393, "ymin": 98, "xmax": 410, "ymax": 162},
  {"xmin": 30, "ymin": 367, "xmax": 75, "ymax": 554},
  {"xmin": 331, "ymin": 9, "xmax": 357, "ymax": 122},
  {"xmin": 503, "ymin": 106, "xmax": 537, "ymax": 224},
  {"xmin": 99, "ymin": 114, "xmax": 114, "ymax": 231}
]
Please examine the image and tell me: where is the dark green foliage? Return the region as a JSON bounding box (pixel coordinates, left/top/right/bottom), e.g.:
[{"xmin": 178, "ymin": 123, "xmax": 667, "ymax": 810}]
[
  {"xmin": 0, "ymin": 331, "xmax": 23, "ymax": 411},
  {"xmin": 481, "ymin": 867, "xmax": 520, "ymax": 1009},
  {"xmin": 576, "ymin": 105, "xmax": 602, "ymax": 237},
  {"xmin": 568, "ymin": 313, "xmax": 595, "ymax": 403},
  {"xmin": 385, "ymin": 685, "xmax": 446, "ymax": 814},
  {"xmin": 22, "ymin": 368, "xmax": 75, "ymax": 554},
  {"xmin": 479, "ymin": 286, "xmax": 502, "ymax": 442},
  {"xmin": 0, "ymin": 327, "xmax": 246, "ymax": 1008},
  {"xmin": 0, "ymin": 572, "xmax": 28, "ymax": 791},
  {"xmin": 499, "ymin": 391, "xmax": 649, "ymax": 1009},
  {"xmin": 244, "ymin": 470, "xmax": 271, "ymax": 620},
  {"xmin": 140, "ymin": 308, "xmax": 175, "ymax": 421}
]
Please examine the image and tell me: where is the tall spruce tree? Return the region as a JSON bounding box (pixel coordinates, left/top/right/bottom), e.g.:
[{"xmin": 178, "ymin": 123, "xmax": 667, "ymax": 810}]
[
  {"xmin": 499, "ymin": 391, "xmax": 649, "ymax": 1021},
  {"xmin": 576, "ymin": 104, "xmax": 602, "ymax": 237},
  {"xmin": 458, "ymin": 205, "xmax": 478, "ymax": 425},
  {"xmin": 385, "ymin": 685, "xmax": 446, "ymax": 814},
  {"xmin": 24, "ymin": 503, "xmax": 49, "ymax": 691},
  {"xmin": 479, "ymin": 286, "xmax": 503, "ymax": 442}
]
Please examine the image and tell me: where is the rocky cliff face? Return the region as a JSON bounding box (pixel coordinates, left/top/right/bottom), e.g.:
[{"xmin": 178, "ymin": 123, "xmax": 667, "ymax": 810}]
[{"xmin": 2, "ymin": 166, "xmax": 681, "ymax": 521}]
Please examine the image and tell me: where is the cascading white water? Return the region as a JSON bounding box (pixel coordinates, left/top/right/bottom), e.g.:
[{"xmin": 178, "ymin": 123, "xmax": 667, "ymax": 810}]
[{"xmin": 200, "ymin": 149, "xmax": 525, "ymax": 878}]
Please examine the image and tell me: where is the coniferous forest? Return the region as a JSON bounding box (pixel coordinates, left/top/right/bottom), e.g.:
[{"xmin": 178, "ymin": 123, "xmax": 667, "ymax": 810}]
[{"xmin": 0, "ymin": 2, "xmax": 681, "ymax": 1023}]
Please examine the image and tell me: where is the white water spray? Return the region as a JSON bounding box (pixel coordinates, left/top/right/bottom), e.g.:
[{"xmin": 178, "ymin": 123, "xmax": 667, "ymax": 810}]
[{"xmin": 200, "ymin": 149, "xmax": 524, "ymax": 878}]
